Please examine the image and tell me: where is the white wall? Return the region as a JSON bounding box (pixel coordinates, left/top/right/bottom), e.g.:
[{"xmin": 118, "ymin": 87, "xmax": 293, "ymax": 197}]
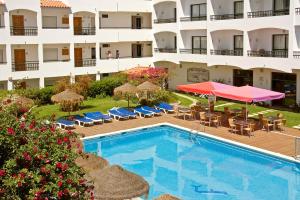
[
  {"xmin": 42, "ymin": 8, "xmax": 70, "ymax": 28},
  {"xmin": 99, "ymin": 12, "xmax": 151, "ymax": 28},
  {"xmin": 73, "ymin": 12, "xmax": 95, "ymax": 27},
  {"xmin": 180, "ymin": 29, "xmax": 206, "ymax": 48},
  {"xmin": 252, "ymin": 68, "xmax": 272, "ymax": 89},
  {"xmin": 211, "ymin": 30, "xmax": 243, "ymax": 50},
  {"xmin": 9, "ymin": 9, "xmax": 37, "ymax": 27},
  {"xmin": 0, "ymin": 5, "xmax": 5, "ymax": 26},
  {"xmin": 154, "ymin": 2, "xmax": 176, "ymax": 19},
  {"xmin": 210, "ymin": 0, "xmax": 238, "ymax": 15},
  {"xmin": 11, "ymin": 44, "xmax": 38, "ymax": 62},
  {"xmin": 154, "ymin": 32, "xmax": 177, "ymax": 48},
  {"xmin": 180, "ymin": 0, "xmax": 207, "ymax": 17},
  {"xmin": 43, "ymin": 44, "xmax": 70, "ymax": 61}
]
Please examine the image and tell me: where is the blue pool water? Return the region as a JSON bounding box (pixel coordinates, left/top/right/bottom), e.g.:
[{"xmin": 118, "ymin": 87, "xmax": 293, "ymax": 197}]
[{"xmin": 83, "ymin": 125, "xmax": 300, "ymax": 200}]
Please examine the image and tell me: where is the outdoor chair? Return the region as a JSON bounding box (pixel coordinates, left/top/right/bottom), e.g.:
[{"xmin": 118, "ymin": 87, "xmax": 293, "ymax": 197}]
[
  {"xmin": 228, "ymin": 118, "xmax": 238, "ymax": 134},
  {"xmin": 258, "ymin": 114, "xmax": 264, "ymax": 129},
  {"xmin": 211, "ymin": 115, "xmax": 221, "ymax": 128},
  {"xmin": 243, "ymin": 123, "xmax": 255, "ymax": 137},
  {"xmin": 275, "ymin": 119, "xmax": 285, "ymax": 132},
  {"xmin": 200, "ymin": 112, "xmax": 210, "ymax": 127},
  {"xmin": 262, "ymin": 118, "xmax": 273, "ymax": 132}
]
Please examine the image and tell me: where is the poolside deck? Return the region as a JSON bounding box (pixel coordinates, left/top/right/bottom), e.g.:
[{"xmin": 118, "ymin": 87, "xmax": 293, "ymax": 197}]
[{"xmin": 75, "ymin": 114, "xmax": 300, "ymax": 157}]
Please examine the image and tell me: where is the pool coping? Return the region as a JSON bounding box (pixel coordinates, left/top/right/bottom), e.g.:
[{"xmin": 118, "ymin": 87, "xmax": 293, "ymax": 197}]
[{"xmin": 81, "ymin": 122, "xmax": 300, "ymax": 164}]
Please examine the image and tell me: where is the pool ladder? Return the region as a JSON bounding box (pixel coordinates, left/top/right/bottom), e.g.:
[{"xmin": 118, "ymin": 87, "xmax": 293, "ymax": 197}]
[{"xmin": 189, "ymin": 134, "xmax": 201, "ymax": 145}]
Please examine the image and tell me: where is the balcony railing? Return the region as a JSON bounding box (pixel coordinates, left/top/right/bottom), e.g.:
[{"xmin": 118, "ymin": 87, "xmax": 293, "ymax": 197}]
[
  {"xmin": 10, "ymin": 26, "xmax": 38, "ymax": 36},
  {"xmin": 43, "ymin": 59, "xmax": 70, "ymax": 63},
  {"xmin": 0, "ymin": 24, "xmax": 4, "ymax": 28},
  {"xmin": 296, "ymin": 8, "xmax": 300, "ymax": 15},
  {"xmin": 75, "ymin": 59, "xmax": 96, "ymax": 67},
  {"xmin": 248, "ymin": 9, "xmax": 290, "ymax": 18},
  {"xmin": 12, "ymin": 61, "xmax": 39, "ymax": 72},
  {"xmin": 180, "ymin": 49, "xmax": 207, "ymax": 55},
  {"xmin": 294, "ymin": 51, "xmax": 300, "ymax": 59},
  {"xmin": 100, "ymin": 55, "xmax": 153, "ymax": 60},
  {"xmin": 247, "ymin": 50, "xmax": 288, "ymax": 58},
  {"xmin": 99, "ymin": 26, "xmax": 152, "ymax": 29},
  {"xmin": 74, "ymin": 27, "xmax": 96, "ymax": 35},
  {"xmin": 42, "ymin": 26, "xmax": 69, "ymax": 29},
  {"xmin": 210, "ymin": 14, "xmax": 243, "ymax": 21},
  {"xmin": 0, "ymin": 61, "xmax": 7, "ymax": 64},
  {"xmin": 180, "ymin": 16, "xmax": 207, "ymax": 22},
  {"xmin": 154, "ymin": 48, "xmax": 177, "ymax": 53},
  {"xmin": 153, "ymin": 18, "xmax": 176, "ymax": 24},
  {"xmin": 210, "ymin": 49, "xmax": 243, "ymax": 56}
]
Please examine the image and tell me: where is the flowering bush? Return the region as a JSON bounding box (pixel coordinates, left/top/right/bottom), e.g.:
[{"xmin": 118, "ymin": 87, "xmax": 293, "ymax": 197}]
[
  {"xmin": 127, "ymin": 68, "xmax": 168, "ymax": 87},
  {"xmin": 0, "ymin": 106, "xmax": 90, "ymax": 199}
]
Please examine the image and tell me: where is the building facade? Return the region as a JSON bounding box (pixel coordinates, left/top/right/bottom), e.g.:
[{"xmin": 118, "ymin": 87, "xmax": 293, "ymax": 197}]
[{"xmin": 0, "ymin": 0, "xmax": 300, "ymax": 105}]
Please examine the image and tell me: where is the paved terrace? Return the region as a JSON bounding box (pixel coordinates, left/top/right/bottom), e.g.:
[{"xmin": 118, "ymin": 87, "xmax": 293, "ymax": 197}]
[{"xmin": 76, "ymin": 114, "xmax": 300, "ymax": 157}]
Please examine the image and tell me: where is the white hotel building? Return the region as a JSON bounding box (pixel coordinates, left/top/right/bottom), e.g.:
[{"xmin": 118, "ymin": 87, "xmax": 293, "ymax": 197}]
[{"xmin": 0, "ymin": 0, "xmax": 299, "ymax": 106}]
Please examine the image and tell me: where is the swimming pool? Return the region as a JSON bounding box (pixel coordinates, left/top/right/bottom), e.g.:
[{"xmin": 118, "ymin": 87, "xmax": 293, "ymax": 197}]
[{"xmin": 83, "ymin": 124, "xmax": 300, "ymax": 200}]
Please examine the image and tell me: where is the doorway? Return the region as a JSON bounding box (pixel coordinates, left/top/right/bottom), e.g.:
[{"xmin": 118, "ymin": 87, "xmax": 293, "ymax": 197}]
[
  {"xmin": 74, "ymin": 48, "xmax": 83, "ymax": 67},
  {"xmin": 73, "ymin": 17, "xmax": 82, "ymax": 35},
  {"xmin": 12, "ymin": 15, "xmax": 24, "ymax": 35},
  {"xmin": 14, "ymin": 49, "xmax": 26, "ymax": 71},
  {"xmin": 233, "ymin": 69, "xmax": 253, "ymax": 86},
  {"xmin": 132, "ymin": 16, "xmax": 142, "ymax": 29},
  {"xmin": 234, "ymin": 1, "xmax": 244, "ymax": 18},
  {"xmin": 272, "ymin": 72, "xmax": 296, "ymax": 106},
  {"xmin": 132, "ymin": 44, "xmax": 142, "ymax": 58}
]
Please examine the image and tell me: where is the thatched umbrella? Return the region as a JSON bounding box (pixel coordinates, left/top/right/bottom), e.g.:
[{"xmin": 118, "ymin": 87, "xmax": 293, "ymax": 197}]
[
  {"xmin": 92, "ymin": 165, "xmax": 149, "ymax": 200},
  {"xmin": 137, "ymin": 81, "xmax": 160, "ymax": 99},
  {"xmin": 51, "ymin": 89, "xmax": 84, "ymax": 114},
  {"xmin": 76, "ymin": 154, "xmax": 109, "ymax": 172},
  {"xmin": 155, "ymin": 194, "xmax": 181, "ymax": 200},
  {"xmin": 114, "ymin": 83, "xmax": 139, "ymax": 108}
]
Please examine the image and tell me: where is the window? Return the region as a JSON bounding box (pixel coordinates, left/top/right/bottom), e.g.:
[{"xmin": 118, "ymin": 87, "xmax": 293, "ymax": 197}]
[
  {"xmin": 234, "ymin": 35, "xmax": 243, "ymax": 55},
  {"xmin": 192, "ymin": 36, "xmax": 207, "ymax": 54},
  {"xmin": 272, "ymin": 34, "xmax": 288, "ymax": 57},
  {"xmin": 91, "ymin": 48, "xmax": 96, "ymax": 59},
  {"xmin": 42, "ymin": 16, "xmax": 57, "ymax": 28},
  {"xmin": 234, "ymin": 1, "xmax": 244, "ymax": 18},
  {"xmin": 102, "ymin": 14, "xmax": 108, "ymax": 18},
  {"xmin": 190, "ymin": 3, "xmax": 207, "ymax": 20},
  {"xmin": 274, "ymin": 0, "xmax": 290, "ymax": 11},
  {"xmin": 0, "ymin": 50, "xmax": 3, "ymax": 63},
  {"xmin": 102, "ymin": 44, "xmax": 110, "ymax": 48}
]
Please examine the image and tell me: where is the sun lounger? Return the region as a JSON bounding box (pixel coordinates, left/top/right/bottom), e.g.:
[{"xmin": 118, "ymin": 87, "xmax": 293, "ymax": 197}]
[
  {"xmin": 134, "ymin": 108, "xmax": 154, "ymax": 118},
  {"xmin": 155, "ymin": 102, "xmax": 175, "ymax": 113},
  {"xmin": 108, "ymin": 109, "xmax": 130, "ymax": 120},
  {"xmin": 84, "ymin": 113, "xmax": 104, "ymax": 124},
  {"xmin": 141, "ymin": 106, "xmax": 162, "ymax": 115},
  {"xmin": 116, "ymin": 108, "xmax": 137, "ymax": 118},
  {"xmin": 85, "ymin": 112, "xmax": 112, "ymax": 122},
  {"xmin": 73, "ymin": 115, "xmax": 94, "ymax": 127},
  {"xmin": 56, "ymin": 119, "xmax": 75, "ymax": 129}
]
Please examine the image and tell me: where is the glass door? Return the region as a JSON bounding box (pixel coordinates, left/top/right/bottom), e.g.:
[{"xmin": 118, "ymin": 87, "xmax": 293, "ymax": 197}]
[
  {"xmin": 191, "ymin": 3, "xmax": 207, "ymax": 21},
  {"xmin": 192, "ymin": 36, "xmax": 207, "ymax": 54},
  {"xmin": 274, "ymin": 0, "xmax": 290, "ymax": 15},
  {"xmin": 234, "ymin": 35, "xmax": 243, "ymax": 56},
  {"xmin": 272, "ymin": 34, "xmax": 288, "ymax": 57},
  {"xmin": 234, "ymin": 1, "xmax": 244, "ymax": 19}
]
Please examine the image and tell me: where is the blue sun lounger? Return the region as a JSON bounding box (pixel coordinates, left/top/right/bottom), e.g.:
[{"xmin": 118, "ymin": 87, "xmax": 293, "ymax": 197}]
[
  {"xmin": 155, "ymin": 102, "xmax": 175, "ymax": 113},
  {"xmin": 85, "ymin": 112, "xmax": 112, "ymax": 122},
  {"xmin": 56, "ymin": 119, "xmax": 75, "ymax": 129},
  {"xmin": 134, "ymin": 107, "xmax": 154, "ymax": 118},
  {"xmin": 116, "ymin": 108, "xmax": 137, "ymax": 118},
  {"xmin": 141, "ymin": 106, "xmax": 162, "ymax": 115},
  {"xmin": 108, "ymin": 109, "xmax": 130, "ymax": 120},
  {"xmin": 73, "ymin": 115, "xmax": 94, "ymax": 127},
  {"xmin": 84, "ymin": 112, "xmax": 104, "ymax": 124}
]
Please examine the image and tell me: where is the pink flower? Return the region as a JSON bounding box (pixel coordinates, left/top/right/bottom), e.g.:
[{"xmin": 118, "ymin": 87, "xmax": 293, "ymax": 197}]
[
  {"xmin": 0, "ymin": 169, "xmax": 5, "ymax": 177},
  {"xmin": 29, "ymin": 121, "xmax": 36, "ymax": 129},
  {"xmin": 23, "ymin": 152, "xmax": 32, "ymax": 161},
  {"xmin": 19, "ymin": 122, "xmax": 26, "ymax": 129},
  {"xmin": 58, "ymin": 191, "xmax": 63, "ymax": 198},
  {"xmin": 62, "ymin": 163, "xmax": 68, "ymax": 171},
  {"xmin": 58, "ymin": 181, "xmax": 63, "ymax": 187},
  {"xmin": 7, "ymin": 127, "xmax": 15, "ymax": 135},
  {"xmin": 63, "ymin": 137, "xmax": 69, "ymax": 143}
]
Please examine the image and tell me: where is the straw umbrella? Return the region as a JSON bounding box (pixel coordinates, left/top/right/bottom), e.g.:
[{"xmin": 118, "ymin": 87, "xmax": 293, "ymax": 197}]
[
  {"xmin": 51, "ymin": 89, "xmax": 84, "ymax": 114},
  {"xmin": 137, "ymin": 81, "xmax": 160, "ymax": 99},
  {"xmin": 155, "ymin": 194, "xmax": 181, "ymax": 200},
  {"xmin": 92, "ymin": 165, "xmax": 149, "ymax": 200},
  {"xmin": 114, "ymin": 83, "xmax": 139, "ymax": 108}
]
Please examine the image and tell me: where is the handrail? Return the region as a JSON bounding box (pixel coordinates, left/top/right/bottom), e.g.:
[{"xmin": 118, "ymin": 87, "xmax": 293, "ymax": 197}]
[
  {"xmin": 99, "ymin": 26, "xmax": 152, "ymax": 29},
  {"xmin": 74, "ymin": 27, "xmax": 96, "ymax": 35},
  {"xmin": 42, "ymin": 26, "xmax": 70, "ymax": 29},
  {"xmin": 248, "ymin": 9, "xmax": 289, "ymax": 18},
  {"xmin": 210, "ymin": 13, "xmax": 243, "ymax": 21},
  {"xmin": 180, "ymin": 49, "xmax": 207, "ymax": 55},
  {"xmin": 296, "ymin": 8, "xmax": 300, "ymax": 15},
  {"xmin": 210, "ymin": 49, "xmax": 243, "ymax": 56},
  {"xmin": 154, "ymin": 48, "xmax": 177, "ymax": 53},
  {"xmin": 180, "ymin": 16, "xmax": 207, "ymax": 22},
  {"xmin": 10, "ymin": 26, "xmax": 38, "ymax": 36},
  {"xmin": 12, "ymin": 61, "xmax": 39, "ymax": 71},
  {"xmin": 154, "ymin": 18, "xmax": 176, "ymax": 24},
  {"xmin": 100, "ymin": 55, "xmax": 153, "ymax": 60},
  {"xmin": 294, "ymin": 51, "xmax": 300, "ymax": 59},
  {"xmin": 247, "ymin": 50, "xmax": 288, "ymax": 58},
  {"xmin": 75, "ymin": 59, "xmax": 96, "ymax": 67},
  {"xmin": 43, "ymin": 59, "xmax": 70, "ymax": 63}
]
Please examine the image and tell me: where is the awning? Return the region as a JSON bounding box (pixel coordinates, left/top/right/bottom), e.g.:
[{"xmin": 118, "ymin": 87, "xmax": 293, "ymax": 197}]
[
  {"xmin": 212, "ymin": 85, "xmax": 285, "ymax": 103},
  {"xmin": 177, "ymin": 81, "xmax": 236, "ymax": 95}
]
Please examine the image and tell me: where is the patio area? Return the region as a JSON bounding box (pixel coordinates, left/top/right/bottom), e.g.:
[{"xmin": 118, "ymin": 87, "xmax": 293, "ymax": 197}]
[{"xmin": 76, "ymin": 113, "xmax": 300, "ymax": 157}]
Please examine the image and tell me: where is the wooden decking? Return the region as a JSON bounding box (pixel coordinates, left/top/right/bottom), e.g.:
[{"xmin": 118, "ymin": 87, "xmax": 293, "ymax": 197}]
[{"xmin": 76, "ymin": 114, "xmax": 300, "ymax": 157}]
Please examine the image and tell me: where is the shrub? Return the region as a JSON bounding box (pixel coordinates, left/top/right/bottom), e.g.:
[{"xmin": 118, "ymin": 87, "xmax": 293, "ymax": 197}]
[
  {"xmin": 54, "ymin": 78, "xmax": 71, "ymax": 94},
  {"xmin": 73, "ymin": 76, "xmax": 93, "ymax": 98},
  {"xmin": 15, "ymin": 87, "xmax": 55, "ymax": 105},
  {"xmin": 88, "ymin": 73, "xmax": 127, "ymax": 98},
  {"xmin": 139, "ymin": 90, "xmax": 173, "ymax": 106},
  {"xmin": 0, "ymin": 106, "xmax": 90, "ymax": 199}
]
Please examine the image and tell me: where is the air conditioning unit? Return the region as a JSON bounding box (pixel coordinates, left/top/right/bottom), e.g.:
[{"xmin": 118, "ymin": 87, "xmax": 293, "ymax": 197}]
[{"xmin": 102, "ymin": 44, "xmax": 110, "ymax": 48}]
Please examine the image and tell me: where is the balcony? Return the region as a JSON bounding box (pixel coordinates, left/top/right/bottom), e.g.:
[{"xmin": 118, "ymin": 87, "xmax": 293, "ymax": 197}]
[
  {"xmin": 248, "ymin": 9, "xmax": 289, "ymax": 18},
  {"xmin": 44, "ymin": 59, "xmax": 70, "ymax": 63},
  {"xmin": 211, "ymin": 49, "xmax": 243, "ymax": 56},
  {"xmin": 180, "ymin": 16, "xmax": 206, "ymax": 22},
  {"xmin": 42, "ymin": 26, "xmax": 69, "ymax": 29},
  {"xmin": 12, "ymin": 61, "xmax": 39, "ymax": 72},
  {"xmin": 247, "ymin": 50, "xmax": 288, "ymax": 58},
  {"xmin": 210, "ymin": 14, "xmax": 243, "ymax": 21},
  {"xmin": 154, "ymin": 48, "xmax": 177, "ymax": 53},
  {"xmin": 75, "ymin": 59, "xmax": 96, "ymax": 67},
  {"xmin": 74, "ymin": 27, "xmax": 96, "ymax": 35},
  {"xmin": 99, "ymin": 26, "xmax": 152, "ymax": 29},
  {"xmin": 180, "ymin": 49, "xmax": 207, "ymax": 55},
  {"xmin": 154, "ymin": 18, "xmax": 176, "ymax": 24},
  {"xmin": 10, "ymin": 26, "xmax": 38, "ymax": 36},
  {"xmin": 293, "ymin": 51, "xmax": 300, "ymax": 59}
]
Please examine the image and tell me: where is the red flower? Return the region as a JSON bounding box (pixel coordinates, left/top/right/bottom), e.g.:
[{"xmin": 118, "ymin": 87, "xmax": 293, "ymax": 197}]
[
  {"xmin": 56, "ymin": 162, "xmax": 62, "ymax": 169},
  {"xmin": 19, "ymin": 122, "xmax": 26, "ymax": 129},
  {"xmin": 63, "ymin": 137, "xmax": 69, "ymax": 143},
  {"xmin": 50, "ymin": 125, "xmax": 56, "ymax": 132},
  {"xmin": 29, "ymin": 121, "xmax": 36, "ymax": 129},
  {"xmin": 0, "ymin": 169, "xmax": 5, "ymax": 177},
  {"xmin": 23, "ymin": 152, "xmax": 32, "ymax": 161},
  {"xmin": 40, "ymin": 166, "xmax": 47, "ymax": 174},
  {"xmin": 7, "ymin": 127, "xmax": 15, "ymax": 135},
  {"xmin": 59, "ymin": 174, "xmax": 64, "ymax": 179},
  {"xmin": 57, "ymin": 138, "xmax": 63, "ymax": 145},
  {"xmin": 58, "ymin": 191, "xmax": 63, "ymax": 198},
  {"xmin": 63, "ymin": 189, "xmax": 69, "ymax": 195},
  {"xmin": 58, "ymin": 181, "xmax": 63, "ymax": 187},
  {"xmin": 17, "ymin": 181, "xmax": 22, "ymax": 187},
  {"xmin": 66, "ymin": 179, "xmax": 72, "ymax": 184},
  {"xmin": 62, "ymin": 163, "xmax": 68, "ymax": 171}
]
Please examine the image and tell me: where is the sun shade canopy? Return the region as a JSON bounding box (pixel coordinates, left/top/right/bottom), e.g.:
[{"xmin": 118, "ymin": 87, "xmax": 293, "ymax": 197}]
[
  {"xmin": 177, "ymin": 81, "xmax": 236, "ymax": 95},
  {"xmin": 212, "ymin": 85, "xmax": 285, "ymax": 103}
]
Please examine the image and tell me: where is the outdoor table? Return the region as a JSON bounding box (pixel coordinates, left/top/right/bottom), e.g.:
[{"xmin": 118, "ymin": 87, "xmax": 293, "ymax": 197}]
[
  {"xmin": 230, "ymin": 109, "xmax": 242, "ymax": 116},
  {"xmin": 234, "ymin": 120, "xmax": 252, "ymax": 134},
  {"xmin": 205, "ymin": 113, "xmax": 217, "ymax": 126},
  {"xmin": 268, "ymin": 116, "xmax": 281, "ymax": 130},
  {"xmin": 178, "ymin": 107, "xmax": 191, "ymax": 120}
]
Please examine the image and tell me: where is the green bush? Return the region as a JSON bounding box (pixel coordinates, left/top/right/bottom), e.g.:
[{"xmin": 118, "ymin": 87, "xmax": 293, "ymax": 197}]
[
  {"xmin": 88, "ymin": 74, "xmax": 127, "ymax": 98},
  {"xmin": 16, "ymin": 87, "xmax": 55, "ymax": 105},
  {"xmin": 139, "ymin": 90, "xmax": 173, "ymax": 106}
]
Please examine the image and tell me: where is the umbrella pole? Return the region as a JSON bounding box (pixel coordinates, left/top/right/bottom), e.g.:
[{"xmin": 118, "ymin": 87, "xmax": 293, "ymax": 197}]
[
  {"xmin": 127, "ymin": 95, "xmax": 130, "ymax": 109},
  {"xmin": 246, "ymin": 102, "xmax": 248, "ymax": 122}
]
